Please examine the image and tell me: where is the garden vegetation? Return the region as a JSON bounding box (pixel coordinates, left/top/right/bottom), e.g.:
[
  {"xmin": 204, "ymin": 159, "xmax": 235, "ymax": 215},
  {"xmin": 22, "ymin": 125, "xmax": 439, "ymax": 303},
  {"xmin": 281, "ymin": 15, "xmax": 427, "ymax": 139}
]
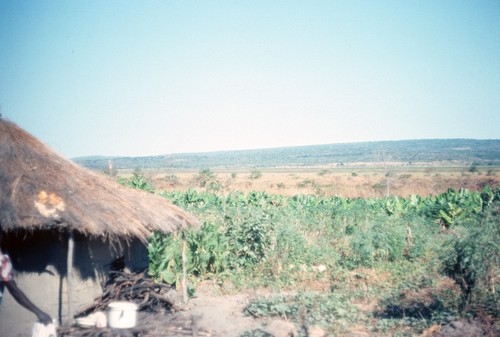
[{"xmin": 121, "ymin": 172, "xmax": 499, "ymax": 336}]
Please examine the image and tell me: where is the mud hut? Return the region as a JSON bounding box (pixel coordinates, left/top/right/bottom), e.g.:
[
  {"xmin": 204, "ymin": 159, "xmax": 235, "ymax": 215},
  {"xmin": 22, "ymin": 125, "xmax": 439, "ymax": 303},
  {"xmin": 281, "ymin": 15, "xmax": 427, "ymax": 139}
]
[{"xmin": 0, "ymin": 118, "xmax": 200, "ymax": 336}]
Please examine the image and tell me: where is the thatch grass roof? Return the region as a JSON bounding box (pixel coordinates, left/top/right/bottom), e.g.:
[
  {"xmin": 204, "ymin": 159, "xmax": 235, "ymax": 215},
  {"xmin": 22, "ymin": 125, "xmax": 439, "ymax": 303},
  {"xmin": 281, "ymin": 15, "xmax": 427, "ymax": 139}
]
[{"xmin": 0, "ymin": 118, "xmax": 200, "ymax": 242}]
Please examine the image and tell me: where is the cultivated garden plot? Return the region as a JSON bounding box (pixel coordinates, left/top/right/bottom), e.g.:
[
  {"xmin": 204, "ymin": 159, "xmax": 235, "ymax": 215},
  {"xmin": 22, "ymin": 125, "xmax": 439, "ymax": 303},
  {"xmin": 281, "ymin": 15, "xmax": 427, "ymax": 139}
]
[{"xmin": 115, "ymin": 171, "xmax": 499, "ymax": 337}]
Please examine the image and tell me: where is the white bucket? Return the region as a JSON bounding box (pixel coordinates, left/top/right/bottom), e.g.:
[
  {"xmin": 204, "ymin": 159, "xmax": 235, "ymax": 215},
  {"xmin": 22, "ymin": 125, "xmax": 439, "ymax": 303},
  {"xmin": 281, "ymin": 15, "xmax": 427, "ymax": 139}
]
[
  {"xmin": 108, "ymin": 301, "xmax": 138, "ymax": 329},
  {"xmin": 32, "ymin": 320, "xmax": 57, "ymax": 337}
]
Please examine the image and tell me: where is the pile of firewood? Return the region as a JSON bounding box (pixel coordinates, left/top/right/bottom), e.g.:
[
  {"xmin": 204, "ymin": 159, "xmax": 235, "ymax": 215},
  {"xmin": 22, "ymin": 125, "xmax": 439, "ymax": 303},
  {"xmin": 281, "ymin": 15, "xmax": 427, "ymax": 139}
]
[
  {"xmin": 76, "ymin": 270, "xmax": 183, "ymax": 317},
  {"xmin": 58, "ymin": 271, "xmax": 214, "ymax": 336}
]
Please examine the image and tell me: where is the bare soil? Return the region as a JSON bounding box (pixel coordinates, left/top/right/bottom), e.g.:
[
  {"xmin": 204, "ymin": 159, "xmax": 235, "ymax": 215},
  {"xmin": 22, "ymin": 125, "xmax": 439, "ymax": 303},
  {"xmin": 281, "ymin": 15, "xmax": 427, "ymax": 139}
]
[
  {"xmin": 181, "ymin": 282, "xmax": 266, "ymax": 336},
  {"xmin": 143, "ymin": 282, "xmax": 499, "ymax": 337},
  {"xmin": 136, "ymin": 281, "xmax": 288, "ymax": 337}
]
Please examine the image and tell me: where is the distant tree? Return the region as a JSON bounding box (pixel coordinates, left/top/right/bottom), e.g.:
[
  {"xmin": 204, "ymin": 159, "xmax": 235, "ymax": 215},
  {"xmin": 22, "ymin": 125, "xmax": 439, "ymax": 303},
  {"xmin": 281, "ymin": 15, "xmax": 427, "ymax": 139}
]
[
  {"xmin": 165, "ymin": 174, "xmax": 180, "ymax": 187},
  {"xmin": 194, "ymin": 168, "xmax": 216, "ymax": 187},
  {"xmin": 469, "ymin": 162, "xmax": 479, "ymax": 173},
  {"xmin": 249, "ymin": 169, "xmax": 262, "ymax": 180},
  {"xmin": 375, "ymin": 146, "xmax": 393, "ymax": 197}
]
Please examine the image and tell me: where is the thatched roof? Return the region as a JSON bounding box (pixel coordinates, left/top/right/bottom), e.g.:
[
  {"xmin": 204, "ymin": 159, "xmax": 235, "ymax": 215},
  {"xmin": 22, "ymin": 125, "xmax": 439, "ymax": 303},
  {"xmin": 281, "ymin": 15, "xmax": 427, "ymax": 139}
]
[{"xmin": 0, "ymin": 118, "xmax": 200, "ymax": 242}]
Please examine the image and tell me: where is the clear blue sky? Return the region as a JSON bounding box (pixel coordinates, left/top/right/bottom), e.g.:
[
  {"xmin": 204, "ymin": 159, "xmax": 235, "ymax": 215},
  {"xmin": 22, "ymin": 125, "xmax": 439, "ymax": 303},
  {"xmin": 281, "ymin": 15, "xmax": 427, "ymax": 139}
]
[{"xmin": 1, "ymin": 1, "xmax": 499, "ymax": 158}]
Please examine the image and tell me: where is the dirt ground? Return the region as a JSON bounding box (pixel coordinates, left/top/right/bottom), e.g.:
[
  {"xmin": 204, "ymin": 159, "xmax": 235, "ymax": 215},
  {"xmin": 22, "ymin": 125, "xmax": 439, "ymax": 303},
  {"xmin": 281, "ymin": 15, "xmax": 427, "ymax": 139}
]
[
  {"xmin": 59, "ymin": 282, "xmax": 280, "ymax": 337},
  {"xmin": 135, "ymin": 281, "xmax": 295, "ymax": 337},
  {"xmin": 143, "ymin": 282, "xmax": 499, "ymax": 337},
  {"xmin": 181, "ymin": 282, "xmax": 268, "ymax": 336},
  {"xmin": 59, "ymin": 286, "xmax": 498, "ymax": 337}
]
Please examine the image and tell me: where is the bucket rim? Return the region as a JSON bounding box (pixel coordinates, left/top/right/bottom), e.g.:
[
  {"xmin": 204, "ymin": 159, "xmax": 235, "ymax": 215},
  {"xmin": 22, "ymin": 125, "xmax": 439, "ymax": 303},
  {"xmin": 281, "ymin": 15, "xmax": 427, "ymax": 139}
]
[{"xmin": 108, "ymin": 301, "xmax": 138, "ymax": 310}]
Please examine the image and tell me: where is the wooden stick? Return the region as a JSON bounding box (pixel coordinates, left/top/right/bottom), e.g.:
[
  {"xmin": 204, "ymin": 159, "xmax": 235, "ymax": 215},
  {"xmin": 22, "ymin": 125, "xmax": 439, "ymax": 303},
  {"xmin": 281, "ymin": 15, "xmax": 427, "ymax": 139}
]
[
  {"xmin": 182, "ymin": 238, "xmax": 188, "ymax": 304},
  {"xmin": 67, "ymin": 231, "xmax": 75, "ymax": 323}
]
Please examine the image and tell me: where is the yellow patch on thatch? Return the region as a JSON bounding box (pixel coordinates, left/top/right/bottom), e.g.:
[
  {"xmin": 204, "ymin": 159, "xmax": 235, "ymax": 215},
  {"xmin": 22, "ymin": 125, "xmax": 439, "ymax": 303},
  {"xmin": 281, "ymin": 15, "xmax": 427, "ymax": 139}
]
[{"xmin": 34, "ymin": 190, "xmax": 66, "ymax": 218}]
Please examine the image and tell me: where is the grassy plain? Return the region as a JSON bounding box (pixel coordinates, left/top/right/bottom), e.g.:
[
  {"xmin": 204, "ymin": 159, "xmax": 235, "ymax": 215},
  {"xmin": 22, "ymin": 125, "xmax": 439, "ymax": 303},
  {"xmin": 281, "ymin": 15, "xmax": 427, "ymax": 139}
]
[{"xmin": 121, "ymin": 165, "xmax": 500, "ymax": 198}]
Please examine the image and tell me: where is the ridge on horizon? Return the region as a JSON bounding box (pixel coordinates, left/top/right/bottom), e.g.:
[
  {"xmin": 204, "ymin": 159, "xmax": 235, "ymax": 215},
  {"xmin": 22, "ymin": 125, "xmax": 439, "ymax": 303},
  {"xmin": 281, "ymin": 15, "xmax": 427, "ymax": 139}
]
[
  {"xmin": 73, "ymin": 138, "xmax": 500, "ymax": 171},
  {"xmin": 73, "ymin": 137, "xmax": 499, "ymax": 160}
]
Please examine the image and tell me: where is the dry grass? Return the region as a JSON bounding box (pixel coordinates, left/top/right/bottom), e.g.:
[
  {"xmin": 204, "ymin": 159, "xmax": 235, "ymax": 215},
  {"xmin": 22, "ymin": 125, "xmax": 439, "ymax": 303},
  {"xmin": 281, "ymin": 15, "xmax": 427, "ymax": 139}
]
[
  {"xmin": 1, "ymin": 118, "xmax": 200, "ymax": 240},
  {"xmin": 130, "ymin": 166, "xmax": 500, "ymax": 198}
]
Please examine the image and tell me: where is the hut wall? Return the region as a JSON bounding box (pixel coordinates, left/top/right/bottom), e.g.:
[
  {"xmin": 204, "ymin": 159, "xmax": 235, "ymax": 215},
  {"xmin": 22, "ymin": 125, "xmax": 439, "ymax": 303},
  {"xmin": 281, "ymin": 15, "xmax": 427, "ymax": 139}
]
[{"xmin": 0, "ymin": 233, "xmax": 148, "ymax": 337}]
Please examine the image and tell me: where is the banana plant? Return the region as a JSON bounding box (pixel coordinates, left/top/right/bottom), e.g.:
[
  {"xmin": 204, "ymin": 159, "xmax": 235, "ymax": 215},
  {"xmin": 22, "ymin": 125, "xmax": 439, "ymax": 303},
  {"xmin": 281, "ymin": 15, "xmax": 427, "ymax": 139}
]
[
  {"xmin": 434, "ymin": 188, "xmax": 483, "ymax": 228},
  {"xmin": 438, "ymin": 202, "xmax": 465, "ymax": 228}
]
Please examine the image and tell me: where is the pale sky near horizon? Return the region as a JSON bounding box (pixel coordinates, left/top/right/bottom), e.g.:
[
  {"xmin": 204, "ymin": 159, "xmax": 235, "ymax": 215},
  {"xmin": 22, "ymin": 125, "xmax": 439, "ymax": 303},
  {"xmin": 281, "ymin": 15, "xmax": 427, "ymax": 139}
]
[{"xmin": 1, "ymin": 1, "xmax": 499, "ymax": 158}]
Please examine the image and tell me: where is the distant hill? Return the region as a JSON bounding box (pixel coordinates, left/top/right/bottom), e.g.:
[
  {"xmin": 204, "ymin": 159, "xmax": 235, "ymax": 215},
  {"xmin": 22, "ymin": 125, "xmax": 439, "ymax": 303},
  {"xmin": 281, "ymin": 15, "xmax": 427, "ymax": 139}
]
[{"xmin": 73, "ymin": 139, "xmax": 500, "ymax": 171}]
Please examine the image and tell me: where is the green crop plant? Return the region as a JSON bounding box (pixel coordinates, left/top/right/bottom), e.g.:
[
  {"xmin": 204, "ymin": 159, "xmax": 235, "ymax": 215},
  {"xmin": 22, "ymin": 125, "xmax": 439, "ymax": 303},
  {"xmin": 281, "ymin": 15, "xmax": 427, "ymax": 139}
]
[
  {"xmin": 148, "ymin": 231, "xmax": 183, "ymax": 285},
  {"xmin": 225, "ymin": 206, "xmax": 275, "ymax": 268},
  {"xmin": 186, "ymin": 222, "xmax": 230, "ymax": 276},
  {"xmin": 382, "ymin": 196, "xmax": 406, "ymax": 216},
  {"xmin": 425, "ymin": 188, "xmax": 483, "ymax": 228},
  {"xmin": 140, "ymin": 183, "xmax": 500, "ymax": 334}
]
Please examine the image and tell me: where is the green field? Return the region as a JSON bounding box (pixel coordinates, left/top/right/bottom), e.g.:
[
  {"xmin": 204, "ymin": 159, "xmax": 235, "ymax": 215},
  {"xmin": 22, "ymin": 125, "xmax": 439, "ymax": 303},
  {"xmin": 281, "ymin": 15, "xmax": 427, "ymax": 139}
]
[{"xmin": 120, "ymin": 171, "xmax": 499, "ymax": 337}]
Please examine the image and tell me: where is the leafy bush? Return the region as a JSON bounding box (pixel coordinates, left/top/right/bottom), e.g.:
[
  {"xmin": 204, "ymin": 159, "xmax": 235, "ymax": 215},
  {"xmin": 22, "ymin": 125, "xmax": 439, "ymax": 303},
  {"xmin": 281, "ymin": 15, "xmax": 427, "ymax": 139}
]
[
  {"xmin": 421, "ymin": 188, "xmax": 484, "ymax": 228},
  {"xmin": 118, "ymin": 168, "xmax": 155, "ymax": 192},
  {"xmin": 442, "ymin": 204, "xmax": 500, "ymax": 316},
  {"xmin": 187, "ymin": 222, "xmax": 230, "ymax": 276},
  {"xmin": 148, "ymin": 231, "xmax": 182, "ymax": 284},
  {"xmin": 249, "ymin": 170, "xmax": 262, "ymax": 180},
  {"xmin": 192, "ymin": 168, "xmax": 217, "ymax": 188},
  {"xmin": 164, "ymin": 174, "xmax": 180, "ymax": 186},
  {"xmin": 225, "ymin": 207, "xmax": 275, "ymax": 268}
]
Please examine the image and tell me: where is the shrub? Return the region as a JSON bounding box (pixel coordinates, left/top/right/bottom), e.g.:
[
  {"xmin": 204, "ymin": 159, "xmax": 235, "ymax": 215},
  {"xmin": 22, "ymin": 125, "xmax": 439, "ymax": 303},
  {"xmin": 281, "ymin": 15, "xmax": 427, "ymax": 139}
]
[
  {"xmin": 225, "ymin": 207, "xmax": 274, "ymax": 268},
  {"xmin": 164, "ymin": 174, "xmax": 180, "ymax": 186},
  {"xmin": 118, "ymin": 168, "xmax": 155, "ymax": 192},
  {"xmin": 249, "ymin": 169, "xmax": 262, "ymax": 180},
  {"xmin": 193, "ymin": 168, "xmax": 217, "ymax": 188},
  {"xmin": 318, "ymin": 169, "xmax": 330, "ymax": 176},
  {"xmin": 442, "ymin": 204, "xmax": 500, "ymax": 316}
]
